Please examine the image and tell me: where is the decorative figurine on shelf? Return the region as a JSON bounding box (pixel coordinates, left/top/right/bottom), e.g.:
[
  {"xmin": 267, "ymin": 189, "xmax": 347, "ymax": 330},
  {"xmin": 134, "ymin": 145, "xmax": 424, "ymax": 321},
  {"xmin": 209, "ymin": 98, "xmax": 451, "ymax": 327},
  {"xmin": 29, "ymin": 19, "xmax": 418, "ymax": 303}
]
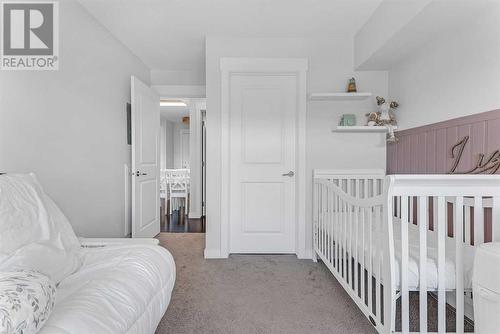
[
  {"xmin": 386, "ymin": 127, "xmax": 398, "ymax": 143},
  {"xmin": 347, "ymin": 77, "xmax": 357, "ymax": 93},
  {"xmin": 375, "ymin": 96, "xmax": 399, "ymax": 142},
  {"xmin": 339, "ymin": 114, "xmax": 356, "ymax": 126},
  {"xmin": 375, "ymin": 96, "xmax": 398, "ymax": 126},
  {"xmin": 366, "ymin": 112, "xmax": 379, "ymax": 126}
]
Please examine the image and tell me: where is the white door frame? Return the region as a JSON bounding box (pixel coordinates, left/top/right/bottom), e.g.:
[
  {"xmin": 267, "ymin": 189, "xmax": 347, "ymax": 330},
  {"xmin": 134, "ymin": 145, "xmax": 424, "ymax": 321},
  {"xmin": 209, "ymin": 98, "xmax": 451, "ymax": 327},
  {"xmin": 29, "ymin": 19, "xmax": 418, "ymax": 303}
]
[
  {"xmin": 179, "ymin": 128, "xmax": 190, "ymax": 169},
  {"xmin": 220, "ymin": 58, "xmax": 308, "ymax": 259}
]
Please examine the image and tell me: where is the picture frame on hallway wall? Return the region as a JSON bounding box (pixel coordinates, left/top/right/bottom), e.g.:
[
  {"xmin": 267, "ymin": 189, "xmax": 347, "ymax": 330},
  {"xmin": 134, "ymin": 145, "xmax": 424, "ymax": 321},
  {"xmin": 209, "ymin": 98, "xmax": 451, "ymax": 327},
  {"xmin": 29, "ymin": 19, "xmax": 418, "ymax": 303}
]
[{"xmin": 127, "ymin": 103, "xmax": 132, "ymax": 145}]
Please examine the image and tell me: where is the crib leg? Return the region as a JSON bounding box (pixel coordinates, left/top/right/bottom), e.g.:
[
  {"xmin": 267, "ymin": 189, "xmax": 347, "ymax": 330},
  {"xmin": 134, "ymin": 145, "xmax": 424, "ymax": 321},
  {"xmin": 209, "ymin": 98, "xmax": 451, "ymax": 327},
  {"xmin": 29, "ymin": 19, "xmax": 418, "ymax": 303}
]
[{"xmin": 312, "ymin": 251, "xmax": 318, "ymax": 263}]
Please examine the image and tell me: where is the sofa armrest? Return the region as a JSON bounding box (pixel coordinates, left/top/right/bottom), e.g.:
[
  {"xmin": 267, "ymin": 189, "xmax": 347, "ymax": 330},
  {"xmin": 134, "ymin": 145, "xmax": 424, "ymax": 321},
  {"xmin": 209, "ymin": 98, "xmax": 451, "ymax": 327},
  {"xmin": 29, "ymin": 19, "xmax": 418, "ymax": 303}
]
[{"xmin": 79, "ymin": 237, "xmax": 160, "ymax": 248}]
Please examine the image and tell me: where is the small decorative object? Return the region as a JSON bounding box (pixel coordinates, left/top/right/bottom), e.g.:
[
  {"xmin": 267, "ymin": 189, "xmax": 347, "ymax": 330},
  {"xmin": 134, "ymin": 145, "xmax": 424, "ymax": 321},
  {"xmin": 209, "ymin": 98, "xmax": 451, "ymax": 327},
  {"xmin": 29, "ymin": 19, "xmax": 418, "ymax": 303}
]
[
  {"xmin": 449, "ymin": 136, "xmax": 500, "ymax": 174},
  {"xmin": 347, "ymin": 77, "xmax": 357, "ymax": 93},
  {"xmin": 182, "ymin": 116, "xmax": 190, "ymax": 125},
  {"xmin": 339, "ymin": 114, "xmax": 356, "ymax": 126},
  {"xmin": 375, "ymin": 96, "xmax": 398, "ymax": 126},
  {"xmin": 386, "ymin": 125, "xmax": 398, "ymax": 143},
  {"xmin": 366, "ymin": 112, "xmax": 379, "ymax": 126},
  {"xmin": 364, "ymin": 96, "xmax": 400, "ymax": 142}
]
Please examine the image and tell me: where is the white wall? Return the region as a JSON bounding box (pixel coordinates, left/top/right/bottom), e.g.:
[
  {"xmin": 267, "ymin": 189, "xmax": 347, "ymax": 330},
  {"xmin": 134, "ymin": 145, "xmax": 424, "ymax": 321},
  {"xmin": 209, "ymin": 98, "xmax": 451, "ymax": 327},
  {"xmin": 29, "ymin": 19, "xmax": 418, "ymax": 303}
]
[
  {"xmin": 151, "ymin": 69, "xmax": 205, "ymax": 86},
  {"xmin": 354, "ymin": 0, "xmax": 432, "ymax": 70},
  {"xmin": 389, "ymin": 7, "xmax": 500, "ymax": 129},
  {"xmin": 160, "ymin": 119, "xmax": 167, "ymax": 169},
  {"xmin": 205, "ymin": 36, "xmax": 388, "ymax": 258},
  {"xmin": 162, "ymin": 119, "xmax": 175, "ymax": 169},
  {"xmin": 0, "ymin": 0, "xmax": 150, "ymax": 237},
  {"xmin": 173, "ymin": 122, "xmax": 189, "ymax": 168}
]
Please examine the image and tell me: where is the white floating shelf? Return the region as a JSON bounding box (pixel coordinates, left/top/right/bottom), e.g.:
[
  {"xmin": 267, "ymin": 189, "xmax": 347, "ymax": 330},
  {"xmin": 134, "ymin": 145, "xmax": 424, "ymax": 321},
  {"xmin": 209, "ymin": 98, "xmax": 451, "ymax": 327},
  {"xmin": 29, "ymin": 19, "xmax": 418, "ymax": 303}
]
[
  {"xmin": 308, "ymin": 92, "xmax": 372, "ymax": 101},
  {"xmin": 333, "ymin": 126, "xmax": 397, "ymax": 133}
]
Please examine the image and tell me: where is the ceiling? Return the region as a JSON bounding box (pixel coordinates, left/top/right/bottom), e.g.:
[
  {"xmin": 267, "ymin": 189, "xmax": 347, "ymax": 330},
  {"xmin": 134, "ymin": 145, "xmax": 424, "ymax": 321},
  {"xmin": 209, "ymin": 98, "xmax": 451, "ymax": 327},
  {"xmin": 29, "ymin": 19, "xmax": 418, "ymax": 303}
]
[
  {"xmin": 161, "ymin": 106, "xmax": 189, "ymax": 123},
  {"xmin": 78, "ymin": 0, "xmax": 383, "ymax": 75}
]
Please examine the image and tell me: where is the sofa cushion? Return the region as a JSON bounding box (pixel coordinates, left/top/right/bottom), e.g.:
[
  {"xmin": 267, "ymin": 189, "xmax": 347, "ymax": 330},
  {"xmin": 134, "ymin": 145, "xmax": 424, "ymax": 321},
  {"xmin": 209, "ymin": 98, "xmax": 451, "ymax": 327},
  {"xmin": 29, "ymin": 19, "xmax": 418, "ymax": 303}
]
[
  {"xmin": 0, "ymin": 174, "xmax": 82, "ymax": 283},
  {"xmin": 0, "ymin": 270, "xmax": 56, "ymax": 334},
  {"xmin": 38, "ymin": 244, "xmax": 176, "ymax": 334}
]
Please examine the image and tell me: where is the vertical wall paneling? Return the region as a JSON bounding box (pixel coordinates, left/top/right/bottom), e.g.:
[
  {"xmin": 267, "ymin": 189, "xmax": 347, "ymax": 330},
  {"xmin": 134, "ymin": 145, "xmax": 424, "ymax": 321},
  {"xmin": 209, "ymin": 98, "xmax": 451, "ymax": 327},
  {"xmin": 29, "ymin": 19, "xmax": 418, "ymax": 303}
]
[{"xmin": 387, "ymin": 109, "xmax": 500, "ymax": 174}]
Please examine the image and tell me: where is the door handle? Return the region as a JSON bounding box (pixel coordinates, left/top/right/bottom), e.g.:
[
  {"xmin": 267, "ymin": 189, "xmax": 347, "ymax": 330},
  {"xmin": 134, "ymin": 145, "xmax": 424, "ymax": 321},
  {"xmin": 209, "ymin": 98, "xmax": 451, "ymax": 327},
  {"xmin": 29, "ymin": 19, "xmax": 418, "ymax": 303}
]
[
  {"xmin": 135, "ymin": 171, "xmax": 147, "ymax": 176},
  {"xmin": 282, "ymin": 171, "xmax": 295, "ymax": 177}
]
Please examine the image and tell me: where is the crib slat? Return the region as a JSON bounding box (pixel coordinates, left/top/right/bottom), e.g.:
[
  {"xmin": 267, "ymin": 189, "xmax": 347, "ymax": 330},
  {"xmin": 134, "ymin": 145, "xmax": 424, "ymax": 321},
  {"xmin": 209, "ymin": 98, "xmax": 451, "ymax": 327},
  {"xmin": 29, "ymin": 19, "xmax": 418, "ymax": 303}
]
[
  {"xmin": 464, "ymin": 205, "xmax": 471, "ymax": 245},
  {"xmin": 374, "ymin": 205, "xmax": 381, "ymax": 323},
  {"xmin": 322, "ymin": 185, "xmax": 325, "ymax": 261},
  {"xmin": 323, "ymin": 185, "xmax": 327, "ymax": 262},
  {"xmin": 433, "ymin": 197, "xmax": 438, "ymax": 232},
  {"xmin": 474, "ymin": 196, "xmax": 484, "ymax": 245},
  {"xmin": 354, "ymin": 205, "xmax": 359, "ymax": 296},
  {"xmin": 343, "ymin": 199, "xmax": 347, "ymax": 280},
  {"xmin": 339, "ymin": 195, "xmax": 343, "ymax": 273},
  {"xmin": 364, "ymin": 179, "xmax": 368, "ymax": 199},
  {"xmin": 368, "ymin": 203, "xmax": 373, "ymax": 315},
  {"xmin": 323, "ymin": 184, "xmax": 327, "ymax": 258},
  {"xmin": 313, "ymin": 183, "xmax": 316, "ymax": 252},
  {"xmin": 319, "ymin": 183, "xmax": 322, "ymax": 252},
  {"xmin": 455, "ymin": 196, "xmax": 464, "ymax": 334},
  {"xmin": 437, "ymin": 196, "xmax": 446, "ymax": 334},
  {"xmin": 330, "ymin": 188, "xmax": 335, "ymax": 266},
  {"xmin": 327, "ymin": 186, "xmax": 331, "ymax": 264},
  {"xmin": 335, "ymin": 194, "xmax": 340, "ymax": 271},
  {"xmin": 396, "ymin": 196, "xmax": 401, "ymax": 218},
  {"xmin": 326, "ymin": 189, "xmax": 333, "ymax": 263},
  {"xmin": 409, "ymin": 196, "xmax": 414, "ymax": 224},
  {"xmin": 418, "ymin": 196, "xmax": 428, "ymax": 333},
  {"xmin": 401, "ymin": 196, "xmax": 409, "ymax": 334},
  {"xmin": 347, "ymin": 204, "xmax": 353, "ymax": 289},
  {"xmin": 361, "ymin": 207, "xmax": 366, "ymax": 305}
]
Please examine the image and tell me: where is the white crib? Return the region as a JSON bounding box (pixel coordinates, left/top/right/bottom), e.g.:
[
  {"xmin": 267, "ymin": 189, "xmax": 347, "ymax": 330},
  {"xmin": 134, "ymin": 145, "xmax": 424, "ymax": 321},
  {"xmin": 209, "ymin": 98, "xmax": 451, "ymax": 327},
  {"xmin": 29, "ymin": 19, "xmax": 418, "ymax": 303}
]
[{"xmin": 313, "ymin": 169, "xmax": 500, "ymax": 334}]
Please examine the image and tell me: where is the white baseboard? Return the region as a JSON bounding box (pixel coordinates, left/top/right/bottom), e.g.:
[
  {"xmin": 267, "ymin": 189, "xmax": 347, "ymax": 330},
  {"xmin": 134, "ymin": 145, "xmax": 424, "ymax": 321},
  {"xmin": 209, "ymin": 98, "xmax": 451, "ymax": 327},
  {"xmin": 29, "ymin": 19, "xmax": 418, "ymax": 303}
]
[
  {"xmin": 204, "ymin": 248, "xmax": 227, "ymax": 259},
  {"xmin": 297, "ymin": 247, "xmax": 314, "ymax": 260},
  {"xmin": 188, "ymin": 211, "xmax": 202, "ymax": 219}
]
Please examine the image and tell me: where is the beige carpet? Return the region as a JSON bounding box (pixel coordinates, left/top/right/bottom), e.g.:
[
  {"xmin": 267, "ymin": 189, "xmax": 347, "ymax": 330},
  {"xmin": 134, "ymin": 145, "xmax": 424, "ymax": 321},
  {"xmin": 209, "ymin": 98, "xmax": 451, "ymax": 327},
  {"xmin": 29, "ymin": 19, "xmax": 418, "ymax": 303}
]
[{"xmin": 155, "ymin": 233, "xmax": 376, "ymax": 334}]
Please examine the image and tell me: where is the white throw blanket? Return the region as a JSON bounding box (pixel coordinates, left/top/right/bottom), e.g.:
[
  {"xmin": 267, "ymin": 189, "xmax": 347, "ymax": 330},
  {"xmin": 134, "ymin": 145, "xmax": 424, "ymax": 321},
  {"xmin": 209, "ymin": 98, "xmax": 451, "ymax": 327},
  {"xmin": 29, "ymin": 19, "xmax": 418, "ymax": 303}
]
[{"xmin": 0, "ymin": 174, "xmax": 82, "ymax": 283}]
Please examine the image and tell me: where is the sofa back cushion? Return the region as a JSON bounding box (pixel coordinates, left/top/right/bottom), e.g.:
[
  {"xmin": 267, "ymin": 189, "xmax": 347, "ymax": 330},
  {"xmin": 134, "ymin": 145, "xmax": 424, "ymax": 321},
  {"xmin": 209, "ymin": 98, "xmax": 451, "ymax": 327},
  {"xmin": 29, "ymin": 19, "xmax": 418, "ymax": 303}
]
[{"xmin": 0, "ymin": 174, "xmax": 82, "ymax": 283}]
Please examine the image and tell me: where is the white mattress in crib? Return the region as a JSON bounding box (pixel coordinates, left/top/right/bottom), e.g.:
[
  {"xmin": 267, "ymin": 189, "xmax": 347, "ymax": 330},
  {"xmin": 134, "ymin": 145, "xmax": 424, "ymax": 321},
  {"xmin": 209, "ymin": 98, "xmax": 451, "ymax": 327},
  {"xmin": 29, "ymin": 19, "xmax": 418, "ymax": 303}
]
[{"xmin": 318, "ymin": 216, "xmax": 475, "ymax": 291}]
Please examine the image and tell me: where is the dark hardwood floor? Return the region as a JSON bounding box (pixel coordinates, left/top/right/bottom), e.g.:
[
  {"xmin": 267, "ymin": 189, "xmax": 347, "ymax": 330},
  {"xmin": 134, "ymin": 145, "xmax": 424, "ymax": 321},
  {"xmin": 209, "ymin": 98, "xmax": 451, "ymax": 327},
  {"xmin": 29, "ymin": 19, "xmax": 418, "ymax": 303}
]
[{"xmin": 160, "ymin": 198, "xmax": 205, "ymax": 233}]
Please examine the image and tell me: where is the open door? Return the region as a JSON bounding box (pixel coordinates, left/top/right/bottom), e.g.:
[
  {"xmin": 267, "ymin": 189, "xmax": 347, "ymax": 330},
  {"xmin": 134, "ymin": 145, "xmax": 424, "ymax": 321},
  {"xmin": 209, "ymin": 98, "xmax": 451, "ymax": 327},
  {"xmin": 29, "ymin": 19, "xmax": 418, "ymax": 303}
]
[{"xmin": 131, "ymin": 76, "xmax": 160, "ymax": 238}]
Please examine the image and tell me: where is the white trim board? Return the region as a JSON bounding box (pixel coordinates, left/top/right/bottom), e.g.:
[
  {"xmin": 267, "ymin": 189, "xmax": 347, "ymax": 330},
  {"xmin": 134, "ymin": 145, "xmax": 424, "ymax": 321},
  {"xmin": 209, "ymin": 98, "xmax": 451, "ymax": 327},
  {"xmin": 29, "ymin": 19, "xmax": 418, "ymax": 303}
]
[{"xmin": 218, "ymin": 57, "xmax": 309, "ymax": 259}]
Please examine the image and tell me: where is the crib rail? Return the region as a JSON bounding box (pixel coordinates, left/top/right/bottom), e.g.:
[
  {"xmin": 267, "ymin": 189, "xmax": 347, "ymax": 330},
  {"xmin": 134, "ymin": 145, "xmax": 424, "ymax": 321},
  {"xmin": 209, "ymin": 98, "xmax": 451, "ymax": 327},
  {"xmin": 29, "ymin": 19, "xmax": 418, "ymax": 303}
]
[
  {"xmin": 313, "ymin": 169, "xmax": 387, "ymax": 332},
  {"xmin": 387, "ymin": 175, "xmax": 500, "ymax": 334},
  {"xmin": 313, "ymin": 171, "xmax": 500, "ymax": 334}
]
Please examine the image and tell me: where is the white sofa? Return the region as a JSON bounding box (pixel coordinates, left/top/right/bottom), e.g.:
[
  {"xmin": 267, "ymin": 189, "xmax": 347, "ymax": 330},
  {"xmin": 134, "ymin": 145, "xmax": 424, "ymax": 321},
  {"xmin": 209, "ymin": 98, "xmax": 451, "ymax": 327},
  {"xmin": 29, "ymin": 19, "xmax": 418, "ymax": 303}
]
[{"xmin": 0, "ymin": 174, "xmax": 176, "ymax": 334}]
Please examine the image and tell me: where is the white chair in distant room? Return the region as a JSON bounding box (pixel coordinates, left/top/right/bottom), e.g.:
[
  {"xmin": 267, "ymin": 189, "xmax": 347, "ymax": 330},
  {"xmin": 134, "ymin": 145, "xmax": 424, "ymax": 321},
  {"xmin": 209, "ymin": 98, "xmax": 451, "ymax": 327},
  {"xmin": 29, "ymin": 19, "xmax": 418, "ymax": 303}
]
[
  {"xmin": 165, "ymin": 169, "xmax": 190, "ymax": 215},
  {"xmin": 160, "ymin": 169, "xmax": 168, "ymax": 200}
]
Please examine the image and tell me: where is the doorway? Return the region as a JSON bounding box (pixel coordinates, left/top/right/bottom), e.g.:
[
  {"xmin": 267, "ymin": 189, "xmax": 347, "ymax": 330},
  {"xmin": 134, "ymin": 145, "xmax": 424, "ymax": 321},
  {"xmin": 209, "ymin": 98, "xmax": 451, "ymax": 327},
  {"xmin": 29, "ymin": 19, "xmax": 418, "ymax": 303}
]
[
  {"xmin": 219, "ymin": 58, "xmax": 308, "ymax": 257},
  {"xmin": 159, "ymin": 98, "xmax": 206, "ymax": 233}
]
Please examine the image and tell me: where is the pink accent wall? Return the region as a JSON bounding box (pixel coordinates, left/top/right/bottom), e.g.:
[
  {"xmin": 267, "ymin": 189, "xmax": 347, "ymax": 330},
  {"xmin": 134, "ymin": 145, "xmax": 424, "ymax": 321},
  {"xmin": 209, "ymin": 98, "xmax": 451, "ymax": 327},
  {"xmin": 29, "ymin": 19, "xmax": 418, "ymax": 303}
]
[
  {"xmin": 388, "ymin": 110, "xmax": 500, "ymax": 243},
  {"xmin": 387, "ymin": 109, "xmax": 500, "ymax": 174}
]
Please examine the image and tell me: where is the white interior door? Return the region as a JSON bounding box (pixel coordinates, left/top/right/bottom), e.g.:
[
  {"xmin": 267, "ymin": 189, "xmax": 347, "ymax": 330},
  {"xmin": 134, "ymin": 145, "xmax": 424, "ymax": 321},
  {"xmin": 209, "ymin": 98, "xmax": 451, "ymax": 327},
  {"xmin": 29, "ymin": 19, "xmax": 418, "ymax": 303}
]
[
  {"xmin": 229, "ymin": 75, "xmax": 297, "ymax": 253},
  {"xmin": 131, "ymin": 76, "xmax": 160, "ymax": 238}
]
